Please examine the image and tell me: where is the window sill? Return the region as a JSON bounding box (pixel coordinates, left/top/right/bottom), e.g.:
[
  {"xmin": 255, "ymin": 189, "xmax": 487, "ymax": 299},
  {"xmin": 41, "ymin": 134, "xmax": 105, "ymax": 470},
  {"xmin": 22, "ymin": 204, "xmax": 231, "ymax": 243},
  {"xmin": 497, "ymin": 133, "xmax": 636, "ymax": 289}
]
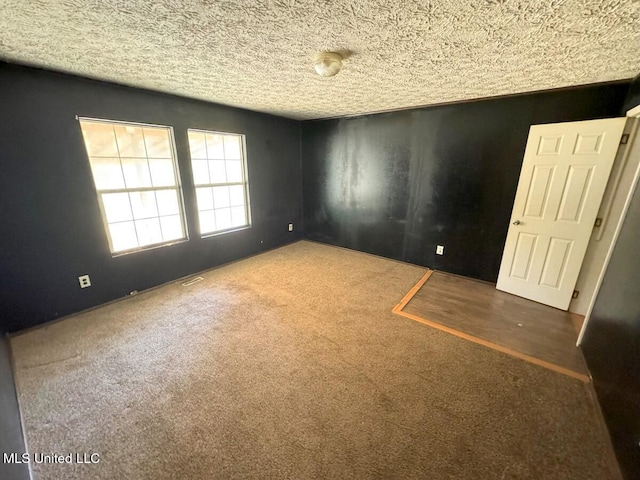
[
  {"xmin": 111, "ymin": 237, "xmax": 189, "ymax": 258},
  {"xmin": 201, "ymin": 224, "xmax": 252, "ymax": 239}
]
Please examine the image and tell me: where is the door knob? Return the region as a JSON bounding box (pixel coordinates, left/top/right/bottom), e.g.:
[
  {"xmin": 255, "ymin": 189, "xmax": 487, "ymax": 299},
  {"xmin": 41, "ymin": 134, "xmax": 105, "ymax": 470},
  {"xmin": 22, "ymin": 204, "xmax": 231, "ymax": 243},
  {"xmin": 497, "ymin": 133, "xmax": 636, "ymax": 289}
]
[{"xmin": 512, "ymin": 220, "xmax": 521, "ymax": 225}]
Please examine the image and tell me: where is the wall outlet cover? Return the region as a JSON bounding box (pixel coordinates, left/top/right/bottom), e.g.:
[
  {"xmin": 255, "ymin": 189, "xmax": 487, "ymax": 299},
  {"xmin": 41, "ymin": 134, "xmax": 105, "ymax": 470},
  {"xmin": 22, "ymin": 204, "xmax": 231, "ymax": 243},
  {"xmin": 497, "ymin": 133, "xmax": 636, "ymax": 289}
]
[
  {"xmin": 288, "ymin": 223, "xmax": 294, "ymax": 232},
  {"xmin": 436, "ymin": 245, "xmax": 444, "ymax": 255},
  {"xmin": 78, "ymin": 275, "xmax": 91, "ymax": 288}
]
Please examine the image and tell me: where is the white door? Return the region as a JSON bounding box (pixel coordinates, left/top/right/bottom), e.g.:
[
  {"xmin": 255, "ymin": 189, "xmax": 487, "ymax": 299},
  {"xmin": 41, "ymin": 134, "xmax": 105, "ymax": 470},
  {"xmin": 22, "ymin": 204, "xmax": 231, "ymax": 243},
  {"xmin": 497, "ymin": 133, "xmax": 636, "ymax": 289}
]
[{"xmin": 496, "ymin": 118, "xmax": 626, "ymax": 310}]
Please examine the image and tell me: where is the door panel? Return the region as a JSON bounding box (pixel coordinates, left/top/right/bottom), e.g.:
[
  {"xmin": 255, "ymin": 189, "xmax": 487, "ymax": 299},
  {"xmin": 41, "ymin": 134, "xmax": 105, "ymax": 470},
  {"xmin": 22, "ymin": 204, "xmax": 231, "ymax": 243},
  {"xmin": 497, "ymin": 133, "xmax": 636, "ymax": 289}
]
[
  {"xmin": 497, "ymin": 118, "xmax": 626, "ymax": 310},
  {"xmin": 523, "ymin": 165, "xmax": 554, "ymax": 218},
  {"xmin": 510, "ymin": 233, "xmax": 538, "ymax": 280},
  {"xmin": 556, "ymin": 166, "xmax": 594, "ymax": 222},
  {"xmin": 574, "ymin": 132, "xmax": 604, "ymax": 155},
  {"xmin": 537, "ymin": 135, "xmax": 564, "ymax": 155},
  {"xmin": 539, "ymin": 237, "xmax": 572, "ymax": 288}
]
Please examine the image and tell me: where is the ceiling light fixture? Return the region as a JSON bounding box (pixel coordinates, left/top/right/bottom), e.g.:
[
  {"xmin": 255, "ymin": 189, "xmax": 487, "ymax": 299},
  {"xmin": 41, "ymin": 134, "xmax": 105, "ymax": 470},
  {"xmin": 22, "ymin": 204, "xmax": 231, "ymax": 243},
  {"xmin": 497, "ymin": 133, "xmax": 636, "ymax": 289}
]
[{"xmin": 314, "ymin": 52, "xmax": 343, "ymax": 77}]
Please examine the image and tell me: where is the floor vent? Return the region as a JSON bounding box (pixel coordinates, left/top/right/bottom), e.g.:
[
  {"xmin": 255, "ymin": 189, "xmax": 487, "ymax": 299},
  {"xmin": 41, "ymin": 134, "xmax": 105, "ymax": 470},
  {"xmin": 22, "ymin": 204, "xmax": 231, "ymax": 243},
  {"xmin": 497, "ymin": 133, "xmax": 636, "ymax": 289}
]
[{"xmin": 181, "ymin": 276, "xmax": 204, "ymax": 287}]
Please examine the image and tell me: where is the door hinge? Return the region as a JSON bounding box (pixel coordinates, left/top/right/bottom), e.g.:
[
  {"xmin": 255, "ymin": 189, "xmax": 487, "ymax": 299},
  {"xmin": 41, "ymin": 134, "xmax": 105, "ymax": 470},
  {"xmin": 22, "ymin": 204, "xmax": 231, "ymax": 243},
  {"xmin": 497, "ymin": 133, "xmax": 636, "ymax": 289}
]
[
  {"xmin": 621, "ymin": 134, "xmax": 629, "ymax": 145},
  {"xmin": 594, "ymin": 217, "xmax": 603, "ymax": 227},
  {"xmin": 572, "ymin": 290, "xmax": 580, "ymax": 299}
]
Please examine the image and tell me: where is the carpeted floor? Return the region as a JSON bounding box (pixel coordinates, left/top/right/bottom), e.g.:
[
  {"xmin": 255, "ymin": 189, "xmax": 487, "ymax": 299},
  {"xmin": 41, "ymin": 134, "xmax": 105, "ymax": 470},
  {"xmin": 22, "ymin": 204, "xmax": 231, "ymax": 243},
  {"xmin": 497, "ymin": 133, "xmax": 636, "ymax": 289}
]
[{"xmin": 11, "ymin": 241, "xmax": 620, "ymax": 479}]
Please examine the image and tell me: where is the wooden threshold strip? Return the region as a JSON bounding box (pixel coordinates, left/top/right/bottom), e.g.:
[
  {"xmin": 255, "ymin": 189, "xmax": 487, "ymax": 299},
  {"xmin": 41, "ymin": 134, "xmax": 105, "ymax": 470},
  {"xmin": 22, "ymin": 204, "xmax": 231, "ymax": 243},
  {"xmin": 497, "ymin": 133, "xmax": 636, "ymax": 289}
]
[
  {"xmin": 394, "ymin": 270, "xmax": 433, "ymax": 312},
  {"xmin": 392, "ymin": 270, "xmax": 590, "ymax": 383}
]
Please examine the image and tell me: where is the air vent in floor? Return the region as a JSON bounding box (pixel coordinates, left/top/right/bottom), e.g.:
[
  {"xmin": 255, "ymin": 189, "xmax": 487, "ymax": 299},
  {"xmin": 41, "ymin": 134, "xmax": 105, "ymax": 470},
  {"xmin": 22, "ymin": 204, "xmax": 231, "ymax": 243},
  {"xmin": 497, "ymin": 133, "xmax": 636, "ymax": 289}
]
[{"xmin": 181, "ymin": 276, "xmax": 204, "ymax": 287}]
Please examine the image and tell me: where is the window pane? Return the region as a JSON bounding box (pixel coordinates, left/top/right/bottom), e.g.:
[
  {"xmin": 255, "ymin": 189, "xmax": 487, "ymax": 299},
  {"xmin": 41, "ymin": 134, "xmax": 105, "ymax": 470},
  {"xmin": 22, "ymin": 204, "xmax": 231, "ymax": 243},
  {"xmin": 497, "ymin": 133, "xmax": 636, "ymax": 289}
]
[
  {"xmin": 149, "ymin": 158, "xmax": 175, "ymax": 187},
  {"xmin": 135, "ymin": 218, "xmax": 162, "ymax": 246},
  {"xmin": 215, "ymin": 208, "xmax": 232, "ymax": 230},
  {"xmin": 206, "ymin": 134, "xmax": 225, "ymax": 159},
  {"xmin": 223, "ymin": 135, "xmax": 242, "ymax": 159},
  {"xmin": 143, "ymin": 127, "xmax": 172, "ymax": 157},
  {"xmin": 188, "ymin": 131, "xmax": 207, "ymax": 159},
  {"xmin": 209, "ymin": 160, "xmax": 226, "ymax": 184},
  {"xmin": 114, "ymin": 125, "xmax": 146, "ymax": 157},
  {"xmin": 229, "ymin": 185, "xmax": 245, "ymax": 206},
  {"xmin": 109, "ymin": 221, "xmax": 138, "ymax": 252},
  {"xmin": 191, "ymin": 160, "xmax": 209, "ymax": 185},
  {"xmin": 231, "ymin": 206, "xmax": 246, "ymax": 227},
  {"xmin": 196, "ymin": 187, "xmax": 214, "ymax": 210},
  {"xmin": 89, "ymin": 157, "xmax": 125, "ymax": 190},
  {"xmin": 80, "ymin": 122, "xmax": 118, "ymax": 157},
  {"xmin": 156, "ymin": 189, "xmax": 179, "ymax": 216},
  {"xmin": 121, "ymin": 157, "xmax": 152, "ymax": 188},
  {"xmin": 129, "ymin": 191, "xmax": 158, "ymax": 219},
  {"xmin": 225, "ymin": 160, "xmax": 243, "ymax": 183},
  {"xmin": 212, "ymin": 186, "xmax": 230, "ymax": 208},
  {"xmin": 102, "ymin": 193, "xmax": 132, "ymax": 223},
  {"xmin": 160, "ymin": 215, "xmax": 183, "ymax": 241},
  {"xmin": 199, "ymin": 210, "xmax": 216, "ymax": 235}
]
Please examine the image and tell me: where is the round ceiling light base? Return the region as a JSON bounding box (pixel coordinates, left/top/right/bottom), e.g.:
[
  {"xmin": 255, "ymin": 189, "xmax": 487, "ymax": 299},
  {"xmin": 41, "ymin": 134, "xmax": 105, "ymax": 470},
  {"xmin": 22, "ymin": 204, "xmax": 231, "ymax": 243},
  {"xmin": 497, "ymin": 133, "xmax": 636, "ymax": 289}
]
[{"xmin": 314, "ymin": 52, "xmax": 343, "ymax": 77}]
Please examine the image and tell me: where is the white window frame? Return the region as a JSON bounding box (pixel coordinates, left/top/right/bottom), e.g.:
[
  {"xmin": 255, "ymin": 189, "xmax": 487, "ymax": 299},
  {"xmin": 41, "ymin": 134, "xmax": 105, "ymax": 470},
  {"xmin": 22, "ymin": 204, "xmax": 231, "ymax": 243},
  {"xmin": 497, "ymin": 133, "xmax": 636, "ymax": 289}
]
[
  {"xmin": 78, "ymin": 117, "xmax": 189, "ymax": 256},
  {"xmin": 187, "ymin": 128, "xmax": 252, "ymax": 237}
]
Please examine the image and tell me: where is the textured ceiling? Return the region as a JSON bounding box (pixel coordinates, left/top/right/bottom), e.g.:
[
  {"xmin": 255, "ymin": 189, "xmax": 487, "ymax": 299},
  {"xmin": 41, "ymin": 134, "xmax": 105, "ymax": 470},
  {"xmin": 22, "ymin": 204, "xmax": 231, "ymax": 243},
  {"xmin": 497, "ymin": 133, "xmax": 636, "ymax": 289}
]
[{"xmin": 0, "ymin": 0, "xmax": 638, "ymax": 120}]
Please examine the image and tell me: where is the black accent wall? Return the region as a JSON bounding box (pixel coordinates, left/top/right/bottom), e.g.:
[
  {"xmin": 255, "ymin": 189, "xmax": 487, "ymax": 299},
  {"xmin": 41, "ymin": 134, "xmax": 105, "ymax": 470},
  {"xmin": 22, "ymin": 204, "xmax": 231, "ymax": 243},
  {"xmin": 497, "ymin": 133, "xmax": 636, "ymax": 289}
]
[
  {"xmin": 581, "ymin": 77, "xmax": 640, "ymax": 480},
  {"xmin": 301, "ymin": 83, "xmax": 630, "ymax": 282},
  {"xmin": 622, "ymin": 74, "xmax": 640, "ymax": 113},
  {"xmin": 0, "ymin": 63, "xmax": 302, "ymax": 333},
  {"xmin": 0, "ymin": 337, "xmax": 31, "ymax": 480},
  {"xmin": 582, "ymin": 173, "xmax": 640, "ymax": 480}
]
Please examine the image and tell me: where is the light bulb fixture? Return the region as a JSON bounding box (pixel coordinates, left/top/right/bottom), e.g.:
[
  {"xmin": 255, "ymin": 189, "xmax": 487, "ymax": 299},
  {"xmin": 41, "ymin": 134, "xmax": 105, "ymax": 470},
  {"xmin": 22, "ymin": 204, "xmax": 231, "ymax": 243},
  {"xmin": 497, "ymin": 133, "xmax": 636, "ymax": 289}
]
[{"xmin": 314, "ymin": 52, "xmax": 343, "ymax": 77}]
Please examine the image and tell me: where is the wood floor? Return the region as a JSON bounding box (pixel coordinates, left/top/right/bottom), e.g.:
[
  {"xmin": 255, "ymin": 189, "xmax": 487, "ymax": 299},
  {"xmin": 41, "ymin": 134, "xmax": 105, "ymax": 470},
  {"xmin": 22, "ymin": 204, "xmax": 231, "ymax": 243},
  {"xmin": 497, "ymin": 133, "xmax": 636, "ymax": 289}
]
[{"xmin": 394, "ymin": 270, "xmax": 590, "ymax": 382}]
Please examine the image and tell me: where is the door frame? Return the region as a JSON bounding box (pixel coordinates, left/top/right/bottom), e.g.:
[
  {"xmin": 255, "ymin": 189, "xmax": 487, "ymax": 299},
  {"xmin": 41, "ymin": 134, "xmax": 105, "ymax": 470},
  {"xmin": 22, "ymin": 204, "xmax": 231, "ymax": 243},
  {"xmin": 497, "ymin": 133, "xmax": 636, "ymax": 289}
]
[{"xmin": 577, "ymin": 104, "xmax": 640, "ymax": 345}]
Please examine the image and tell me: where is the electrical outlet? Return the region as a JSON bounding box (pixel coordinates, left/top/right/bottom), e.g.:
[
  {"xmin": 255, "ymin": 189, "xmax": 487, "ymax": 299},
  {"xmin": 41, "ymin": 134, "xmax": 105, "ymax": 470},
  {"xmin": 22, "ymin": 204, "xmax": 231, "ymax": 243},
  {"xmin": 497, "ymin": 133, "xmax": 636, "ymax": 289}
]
[
  {"xmin": 288, "ymin": 223, "xmax": 294, "ymax": 232},
  {"xmin": 436, "ymin": 245, "xmax": 444, "ymax": 255},
  {"xmin": 78, "ymin": 275, "xmax": 91, "ymax": 288}
]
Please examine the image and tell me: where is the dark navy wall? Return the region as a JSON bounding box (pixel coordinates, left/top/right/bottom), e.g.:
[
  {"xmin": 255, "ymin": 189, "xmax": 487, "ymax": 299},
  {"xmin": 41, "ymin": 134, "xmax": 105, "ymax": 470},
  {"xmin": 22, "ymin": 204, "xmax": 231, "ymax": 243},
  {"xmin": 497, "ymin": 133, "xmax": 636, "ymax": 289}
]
[
  {"xmin": 0, "ymin": 337, "xmax": 30, "ymax": 480},
  {"xmin": 581, "ymin": 75, "xmax": 640, "ymax": 480},
  {"xmin": 0, "ymin": 63, "xmax": 302, "ymax": 333},
  {"xmin": 622, "ymin": 74, "xmax": 640, "ymax": 112},
  {"xmin": 301, "ymin": 82, "xmax": 630, "ymax": 282},
  {"xmin": 582, "ymin": 171, "xmax": 640, "ymax": 480}
]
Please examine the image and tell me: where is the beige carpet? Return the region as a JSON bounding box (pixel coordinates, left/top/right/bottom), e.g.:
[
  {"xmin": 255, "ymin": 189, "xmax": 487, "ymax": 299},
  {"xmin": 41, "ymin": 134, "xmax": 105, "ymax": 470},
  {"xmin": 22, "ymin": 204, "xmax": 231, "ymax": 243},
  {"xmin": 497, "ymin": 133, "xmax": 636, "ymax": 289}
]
[{"xmin": 11, "ymin": 241, "xmax": 620, "ymax": 479}]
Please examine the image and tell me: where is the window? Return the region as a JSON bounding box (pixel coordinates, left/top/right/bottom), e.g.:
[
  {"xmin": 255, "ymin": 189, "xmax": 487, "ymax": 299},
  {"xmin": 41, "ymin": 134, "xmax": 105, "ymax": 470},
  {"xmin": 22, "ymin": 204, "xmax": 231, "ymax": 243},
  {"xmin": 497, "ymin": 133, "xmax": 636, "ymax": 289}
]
[
  {"xmin": 187, "ymin": 129, "xmax": 251, "ymax": 236},
  {"xmin": 79, "ymin": 118, "xmax": 187, "ymax": 254}
]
